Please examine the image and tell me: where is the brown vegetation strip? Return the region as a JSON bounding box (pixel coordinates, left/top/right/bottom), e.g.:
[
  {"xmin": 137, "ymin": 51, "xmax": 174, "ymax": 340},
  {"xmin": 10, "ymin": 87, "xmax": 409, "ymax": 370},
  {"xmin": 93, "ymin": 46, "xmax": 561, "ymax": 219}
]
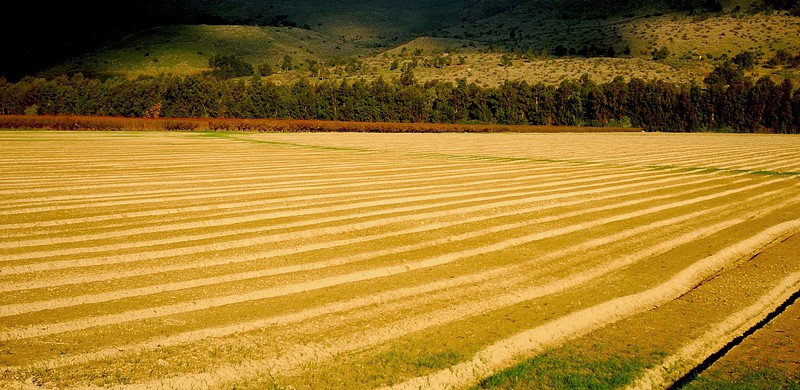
[{"xmin": 0, "ymin": 115, "xmax": 643, "ymax": 133}]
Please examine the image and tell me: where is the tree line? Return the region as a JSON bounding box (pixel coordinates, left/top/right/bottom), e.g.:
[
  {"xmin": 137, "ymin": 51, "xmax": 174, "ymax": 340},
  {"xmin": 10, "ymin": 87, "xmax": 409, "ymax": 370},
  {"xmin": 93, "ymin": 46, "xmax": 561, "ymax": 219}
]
[{"xmin": 0, "ymin": 64, "xmax": 798, "ymax": 133}]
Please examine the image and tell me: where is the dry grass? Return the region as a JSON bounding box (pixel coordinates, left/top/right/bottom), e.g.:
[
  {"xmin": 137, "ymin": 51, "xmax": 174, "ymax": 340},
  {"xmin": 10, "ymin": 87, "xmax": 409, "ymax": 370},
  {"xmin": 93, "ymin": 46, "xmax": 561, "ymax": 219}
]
[
  {"xmin": 358, "ymin": 51, "xmax": 697, "ymax": 86},
  {"xmin": 259, "ymin": 10, "xmax": 800, "ymax": 87}
]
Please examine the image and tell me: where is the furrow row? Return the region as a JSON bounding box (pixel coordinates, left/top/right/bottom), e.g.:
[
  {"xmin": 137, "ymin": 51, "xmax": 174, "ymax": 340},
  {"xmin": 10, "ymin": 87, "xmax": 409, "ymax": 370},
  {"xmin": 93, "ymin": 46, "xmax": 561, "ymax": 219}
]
[
  {"xmin": 4, "ymin": 175, "xmax": 781, "ymax": 316},
  {"xmin": 6, "ymin": 183, "xmax": 797, "ymax": 373},
  {"xmin": 0, "ymin": 164, "xmax": 610, "ymax": 246},
  {"xmin": 0, "ymin": 161, "xmax": 536, "ymax": 215},
  {"xmin": 0, "ymin": 169, "xmax": 733, "ymax": 276},
  {"xmin": 386, "ymin": 221, "xmax": 800, "ymax": 390},
  {"xmin": 0, "ymin": 170, "xmax": 737, "ymax": 293},
  {"xmin": 0, "ymin": 176, "xmax": 788, "ymax": 341}
]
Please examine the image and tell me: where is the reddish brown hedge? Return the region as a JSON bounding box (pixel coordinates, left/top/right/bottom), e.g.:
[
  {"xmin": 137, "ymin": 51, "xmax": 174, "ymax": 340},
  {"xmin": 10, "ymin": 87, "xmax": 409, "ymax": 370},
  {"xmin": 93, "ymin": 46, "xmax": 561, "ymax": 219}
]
[{"xmin": 0, "ymin": 115, "xmax": 642, "ymax": 133}]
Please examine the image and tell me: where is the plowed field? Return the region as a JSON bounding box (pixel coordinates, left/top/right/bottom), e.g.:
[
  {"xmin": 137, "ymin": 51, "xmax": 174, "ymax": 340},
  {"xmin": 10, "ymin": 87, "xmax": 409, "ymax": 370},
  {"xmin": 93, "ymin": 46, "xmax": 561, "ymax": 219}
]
[{"xmin": 1, "ymin": 131, "xmax": 799, "ymax": 389}]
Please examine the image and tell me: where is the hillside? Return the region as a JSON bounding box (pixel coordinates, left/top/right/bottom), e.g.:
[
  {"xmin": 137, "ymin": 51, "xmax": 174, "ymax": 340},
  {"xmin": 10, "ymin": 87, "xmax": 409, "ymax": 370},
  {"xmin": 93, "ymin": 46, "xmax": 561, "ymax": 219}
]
[
  {"xmin": 4, "ymin": 0, "xmax": 800, "ymax": 86},
  {"xmin": 41, "ymin": 25, "xmax": 369, "ymax": 80}
]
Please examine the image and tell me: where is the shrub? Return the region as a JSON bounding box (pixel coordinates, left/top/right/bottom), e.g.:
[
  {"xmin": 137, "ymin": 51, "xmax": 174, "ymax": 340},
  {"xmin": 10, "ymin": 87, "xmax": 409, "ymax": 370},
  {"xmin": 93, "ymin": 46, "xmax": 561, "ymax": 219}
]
[
  {"xmin": 208, "ymin": 54, "xmax": 254, "ymax": 79},
  {"xmin": 652, "ymin": 47, "xmax": 670, "ymax": 60},
  {"xmin": 733, "ymin": 51, "xmax": 758, "ymax": 70},
  {"xmin": 281, "ymin": 55, "xmax": 294, "ymax": 71},
  {"xmin": 258, "ymin": 63, "xmax": 274, "ymax": 76}
]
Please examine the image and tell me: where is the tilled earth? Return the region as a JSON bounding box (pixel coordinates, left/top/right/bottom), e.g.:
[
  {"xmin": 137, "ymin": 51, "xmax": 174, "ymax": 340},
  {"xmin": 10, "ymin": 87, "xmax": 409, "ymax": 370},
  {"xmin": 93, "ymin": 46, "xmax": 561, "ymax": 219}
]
[{"xmin": 0, "ymin": 131, "xmax": 798, "ymax": 389}]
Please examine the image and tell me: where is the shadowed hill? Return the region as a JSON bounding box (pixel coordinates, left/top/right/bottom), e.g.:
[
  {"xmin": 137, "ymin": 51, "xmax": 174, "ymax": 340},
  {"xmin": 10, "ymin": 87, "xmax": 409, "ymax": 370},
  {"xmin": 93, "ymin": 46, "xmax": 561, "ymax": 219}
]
[{"xmin": 2, "ymin": 0, "xmax": 798, "ymax": 84}]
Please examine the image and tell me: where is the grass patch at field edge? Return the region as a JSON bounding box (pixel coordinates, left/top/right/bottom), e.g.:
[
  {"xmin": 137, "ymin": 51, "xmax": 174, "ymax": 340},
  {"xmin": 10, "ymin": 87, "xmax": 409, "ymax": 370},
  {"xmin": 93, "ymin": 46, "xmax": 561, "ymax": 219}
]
[{"xmin": 473, "ymin": 345, "xmax": 665, "ymax": 390}]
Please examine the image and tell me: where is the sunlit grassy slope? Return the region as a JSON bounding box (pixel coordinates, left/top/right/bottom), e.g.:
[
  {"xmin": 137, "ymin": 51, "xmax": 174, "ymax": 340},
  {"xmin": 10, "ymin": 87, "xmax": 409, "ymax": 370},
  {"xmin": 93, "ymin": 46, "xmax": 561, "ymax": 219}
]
[
  {"xmin": 40, "ymin": 0, "xmax": 800, "ymax": 86},
  {"xmin": 42, "ymin": 25, "xmax": 370, "ymax": 80}
]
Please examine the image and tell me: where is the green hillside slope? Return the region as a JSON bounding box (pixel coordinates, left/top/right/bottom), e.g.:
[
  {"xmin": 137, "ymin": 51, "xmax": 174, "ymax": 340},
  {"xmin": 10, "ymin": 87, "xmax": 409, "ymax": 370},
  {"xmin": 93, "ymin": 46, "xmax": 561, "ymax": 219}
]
[
  {"xmin": 41, "ymin": 25, "xmax": 369, "ymax": 80},
  {"xmin": 28, "ymin": 0, "xmax": 800, "ymax": 86}
]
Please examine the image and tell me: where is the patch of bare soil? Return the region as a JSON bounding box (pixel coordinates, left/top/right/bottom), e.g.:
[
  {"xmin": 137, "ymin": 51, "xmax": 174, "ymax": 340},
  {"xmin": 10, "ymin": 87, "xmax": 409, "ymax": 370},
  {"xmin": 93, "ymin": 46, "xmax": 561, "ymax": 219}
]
[
  {"xmin": 678, "ymin": 234, "xmax": 800, "ymax": 389},
  {"xmin": 474, "ymin": 229, "xmax": 800, "ymax": 390}
]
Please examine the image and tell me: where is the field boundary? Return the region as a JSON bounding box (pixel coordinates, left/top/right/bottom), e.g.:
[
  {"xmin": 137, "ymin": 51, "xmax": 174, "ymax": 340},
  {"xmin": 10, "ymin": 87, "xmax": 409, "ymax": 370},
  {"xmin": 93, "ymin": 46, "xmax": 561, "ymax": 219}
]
[{"xmin": 0, "ymin": 115, "xmax": 642, "ymax": 133}]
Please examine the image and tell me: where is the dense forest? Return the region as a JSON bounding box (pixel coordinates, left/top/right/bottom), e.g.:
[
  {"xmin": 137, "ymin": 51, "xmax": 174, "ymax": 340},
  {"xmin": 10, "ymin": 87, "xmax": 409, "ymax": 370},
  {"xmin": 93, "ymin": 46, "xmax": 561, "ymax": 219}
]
[{"xmin": 1, "ymin": 62, "xmax": 798, "ymax": 133}]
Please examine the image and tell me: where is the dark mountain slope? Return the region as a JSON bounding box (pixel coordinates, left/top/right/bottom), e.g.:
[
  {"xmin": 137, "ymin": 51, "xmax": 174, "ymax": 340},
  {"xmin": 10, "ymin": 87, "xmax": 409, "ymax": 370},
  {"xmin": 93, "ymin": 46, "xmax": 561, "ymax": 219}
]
[{"xmin": 2, "ymin": 0, "xmax": 797, "ymax": 81}]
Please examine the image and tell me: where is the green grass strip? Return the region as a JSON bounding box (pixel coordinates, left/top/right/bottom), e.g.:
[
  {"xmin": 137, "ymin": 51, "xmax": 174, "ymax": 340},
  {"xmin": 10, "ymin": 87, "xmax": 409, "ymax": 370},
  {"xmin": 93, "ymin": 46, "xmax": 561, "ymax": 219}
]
[{"xmin": 473, "ymin": 349, "xmax": 659, "ymax": 390}]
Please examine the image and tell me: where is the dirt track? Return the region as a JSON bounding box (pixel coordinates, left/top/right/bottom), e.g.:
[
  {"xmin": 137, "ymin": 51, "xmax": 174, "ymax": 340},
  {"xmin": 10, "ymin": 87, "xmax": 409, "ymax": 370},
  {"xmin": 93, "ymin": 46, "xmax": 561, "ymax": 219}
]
[{"xmin": 1, "ymin": 131, "xmax": 799, "ymax": 389}]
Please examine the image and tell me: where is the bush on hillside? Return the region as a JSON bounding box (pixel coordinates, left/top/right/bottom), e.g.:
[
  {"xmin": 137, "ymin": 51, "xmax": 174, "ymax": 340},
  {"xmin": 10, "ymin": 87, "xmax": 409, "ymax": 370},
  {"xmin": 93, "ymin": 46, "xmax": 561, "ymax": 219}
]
[
  {"xmin": 207, "ymin": 54, "xmax": 254, "ymax": 79},
  {"xmin": 652, "ymin": 47, "xmax": 670, "ymax": 60}
]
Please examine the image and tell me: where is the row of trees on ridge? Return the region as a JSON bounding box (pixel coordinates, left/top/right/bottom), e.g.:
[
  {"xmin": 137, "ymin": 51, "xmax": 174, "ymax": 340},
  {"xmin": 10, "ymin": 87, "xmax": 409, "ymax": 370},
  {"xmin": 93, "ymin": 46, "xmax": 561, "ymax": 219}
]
[{"xmin": 0, "ymin": 63, "xmax": 798, "ymax": 133}]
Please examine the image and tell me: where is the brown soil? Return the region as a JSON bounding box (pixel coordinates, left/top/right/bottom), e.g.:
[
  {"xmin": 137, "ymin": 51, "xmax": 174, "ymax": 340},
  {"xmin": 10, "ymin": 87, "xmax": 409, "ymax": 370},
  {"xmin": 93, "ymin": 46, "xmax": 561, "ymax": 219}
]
[{"xmin": 1, "ymin": 131, "xmax": 799, "ymax": 389}]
